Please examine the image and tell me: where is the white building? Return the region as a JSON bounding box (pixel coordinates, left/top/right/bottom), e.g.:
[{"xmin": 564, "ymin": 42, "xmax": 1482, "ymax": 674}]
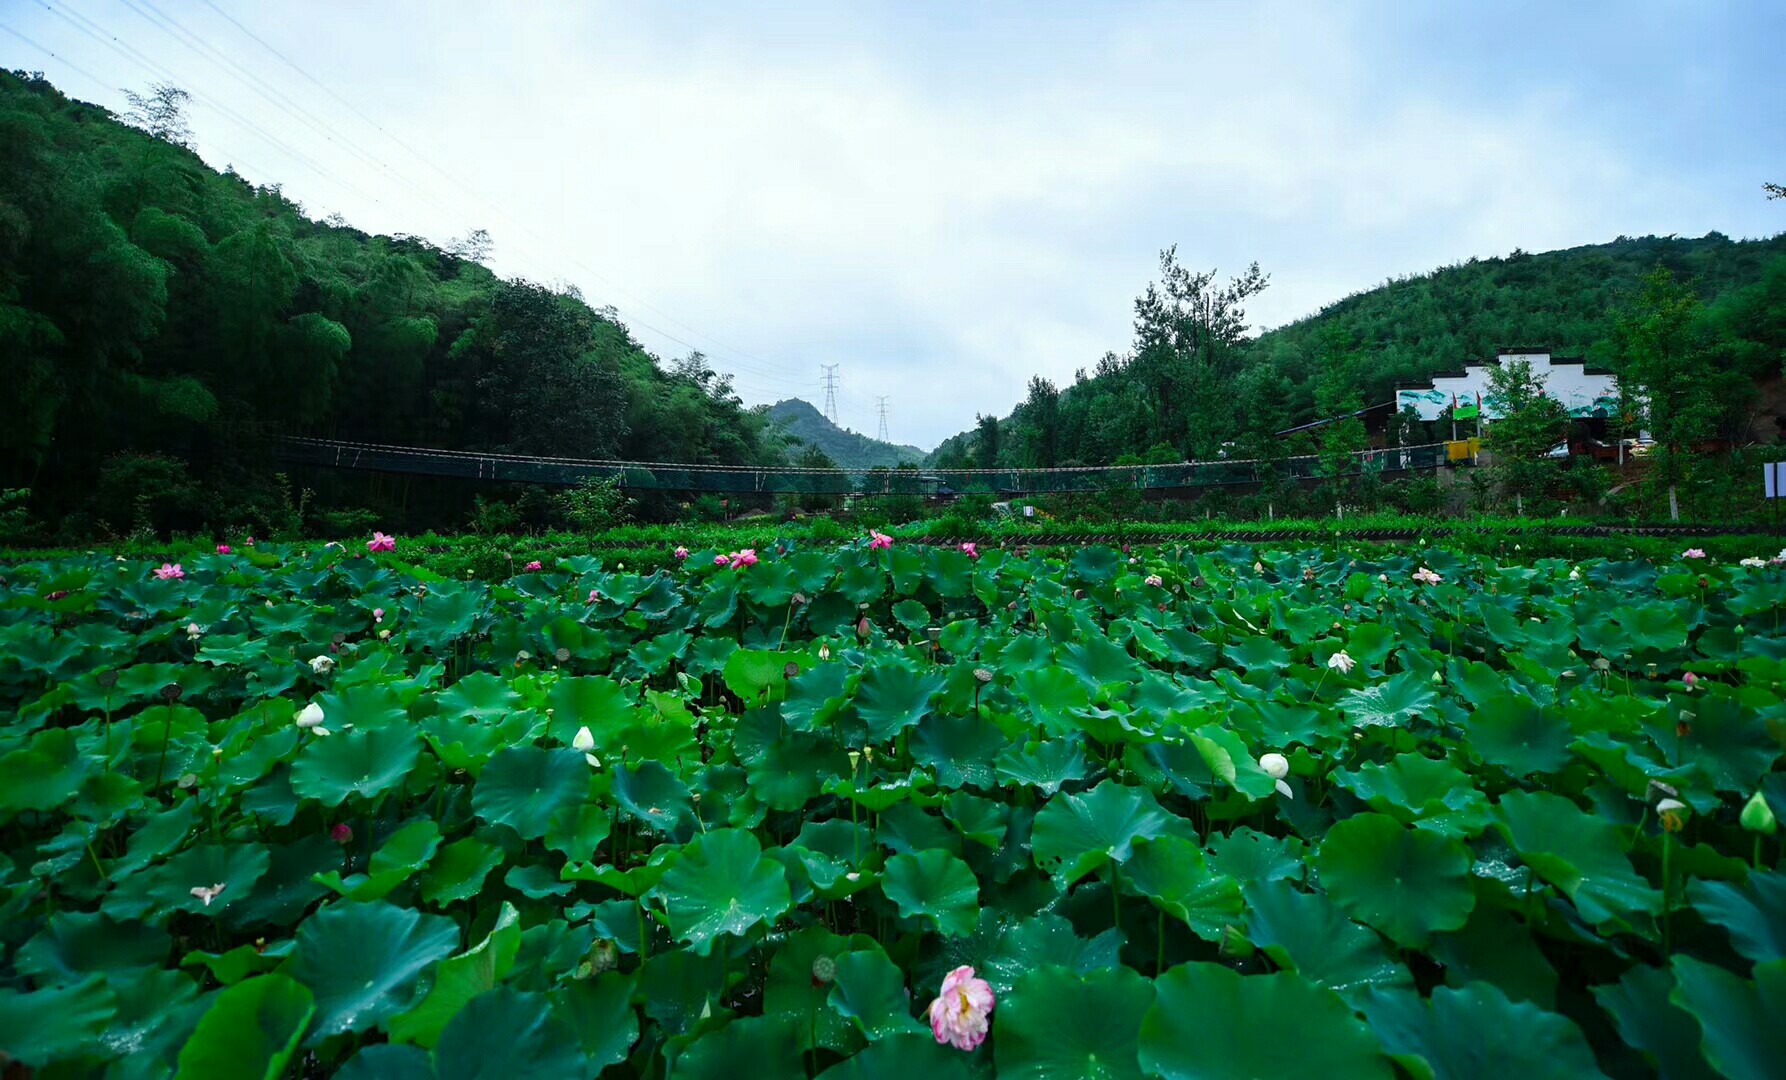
[{"xmin": 1395, "ymin": 348, "xmax": 1620, "ymax": 422}]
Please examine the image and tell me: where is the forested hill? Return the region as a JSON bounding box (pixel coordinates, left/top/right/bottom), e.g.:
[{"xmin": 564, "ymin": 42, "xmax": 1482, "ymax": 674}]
[
  {"xmin": 932, "ymin": 230, "xmax": 1786, "ymax": 468},
  {"xmin": 766, "ymin": 399, "xmax": 926, "ymax": 470},
  {"xmin": 0, "ymin": 71, "xmax": 787, "ymax": 536}
]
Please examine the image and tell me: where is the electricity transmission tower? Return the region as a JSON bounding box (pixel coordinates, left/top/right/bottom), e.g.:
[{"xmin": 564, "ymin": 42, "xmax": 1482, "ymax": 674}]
[
  {"xmin": 820, "ymin": 365, "xmax": 840, "ymax": 424},
  {"xmin": 876, "ymin": 396, "xmax": 890, "ymax": 442}
]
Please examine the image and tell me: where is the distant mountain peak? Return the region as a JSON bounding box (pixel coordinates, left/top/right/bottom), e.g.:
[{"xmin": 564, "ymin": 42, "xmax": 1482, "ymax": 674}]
[{"xmin": 766, "ymin": 398, "xmax": 929, "ymax": 470}]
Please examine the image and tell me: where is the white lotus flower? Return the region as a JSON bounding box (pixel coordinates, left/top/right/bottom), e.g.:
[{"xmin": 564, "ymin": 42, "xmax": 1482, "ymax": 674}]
[
  {"xmin": 185, "ymin": 622, "xmax": 204, "ymax": 640},
  {"xmin": 1259, "ymin": 752, "xmax": 1294, "ymax": 798},
  {"xmin": 1742, "ymin": 557, "xmax": 1767, "ymax": 568},
  {"xmin": 295, "ymin": 702, "xmax": 326, "ymax": 730},
  {"xmin": 1378, "ymin": 573, "xmax": 1388, "ymax": 583},
  {"xmin": 572, "ymin": 726, "xmax": 596, "ymax": 752},
  {"xmin": 1327, "ymin": 650, "xmax": 1356, "ymax": 675},
  {"xmin": 1656, "ymin": 797, "xmax": 1686, "ymax": 814},
  {"xmin": 1569, "ymin": 567, "xmax": 1581, "ymax": 580},
  {"xmin": 1412, "ymin": 567, "xmax": 1443, "ymax": 585},
  {"xmin": 190, "ymin": 883, "xmax": 227, "ymax": 906},
  {"xmin": 309, "ymin": 654, "xmax": 335, "ymax": 674}
]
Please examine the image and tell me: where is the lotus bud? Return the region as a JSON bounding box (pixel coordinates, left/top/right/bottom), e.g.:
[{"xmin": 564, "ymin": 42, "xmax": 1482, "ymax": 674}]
[
  {"xmin": 1741, "ymin": 792, "xmax": 1777, "ymax": 835},
  {"xmin": 848, "ymin": 751, "xmax": 861, "ymax": 771},
  {"xmin": 819, "ymin": 643, "xmax": 831, "ymax": 660},
  {"xmin": 572, "ymin": 726, "xmax": 596, "ymax": 753},
  {"xmin": 295, "ymin": 702, "xmax": 326, "ymax": 730},
  {"xmin": 1259, "ymin": 752, "xmax": 1290, "ymax": 780},
  {"xmin": 1431, "ymin": 670, "xmax": 1444, "ymax": 685}
]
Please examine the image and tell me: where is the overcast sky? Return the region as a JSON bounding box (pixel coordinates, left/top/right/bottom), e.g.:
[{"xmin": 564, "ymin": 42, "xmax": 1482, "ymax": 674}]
[{"xmin": 6, "ymin": 1, "xmax": 1783, "ymax": 447}]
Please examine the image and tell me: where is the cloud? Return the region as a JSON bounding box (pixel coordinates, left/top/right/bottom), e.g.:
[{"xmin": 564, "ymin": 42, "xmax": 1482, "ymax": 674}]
[{"xmin": 17, "ymin": 0, "xmax": 1781, "ymax": 446}]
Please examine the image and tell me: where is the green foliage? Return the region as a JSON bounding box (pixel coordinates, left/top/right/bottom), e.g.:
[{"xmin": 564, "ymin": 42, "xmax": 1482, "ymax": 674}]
[
  {"xmin": 551, "ymin": 476, "xmax": 630, "ymax": 533},
  {"xmin": 0, "ymin": 72, "xmax": 787, "ymax": 538},
  {"xmin": 1, "ymin": 536, "xmax": 1784, "ymax": 1075}
]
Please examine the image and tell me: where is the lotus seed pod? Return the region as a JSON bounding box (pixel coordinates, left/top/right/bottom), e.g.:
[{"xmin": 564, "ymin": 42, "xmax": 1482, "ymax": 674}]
[{"xmin": 811, "ymin": 955, "xmax": 837, "ymax": 984}]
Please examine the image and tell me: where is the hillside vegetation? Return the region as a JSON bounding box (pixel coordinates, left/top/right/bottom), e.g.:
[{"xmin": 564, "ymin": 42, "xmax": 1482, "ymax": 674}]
[
  {"xmin": 767, "ymin": 399, "xmax": 926, "ymax": 470},
  {"xmin": 0, "ymin": 71, "xmax": 788, "ymax": 537},
  {"xmin": 935, "ymin": 232, "xmax": 1786, "ymax": 469}
]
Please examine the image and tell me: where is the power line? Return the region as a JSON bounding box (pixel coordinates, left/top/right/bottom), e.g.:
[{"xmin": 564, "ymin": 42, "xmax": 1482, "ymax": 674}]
[
  {"xmin": 821, "ymin": 364, "xmax": 840, "ymax": 424},
  {"xmin": 189, "ymin": 0, "xmax": 816, "ymax": 389},
  {"xmin": 876, "ymin": 396, "xmax": 890, "ymax": 442}
]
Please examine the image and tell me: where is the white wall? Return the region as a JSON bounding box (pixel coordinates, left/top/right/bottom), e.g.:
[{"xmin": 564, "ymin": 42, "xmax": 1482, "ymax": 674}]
[{"xmin": 1395, "ymin": 352, "xmax": 1619, "ymax": 422}]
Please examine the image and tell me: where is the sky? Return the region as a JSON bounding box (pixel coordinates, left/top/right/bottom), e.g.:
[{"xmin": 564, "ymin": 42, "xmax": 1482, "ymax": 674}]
[{"xmin": 4, "ymin": 0, "xmax": 1784, "ymax": 448}]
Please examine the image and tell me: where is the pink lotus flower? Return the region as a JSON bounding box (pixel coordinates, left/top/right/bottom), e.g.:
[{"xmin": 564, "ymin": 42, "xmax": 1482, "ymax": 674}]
[
  {"xmin": 216, "ymin": 544, "xmax": 231, "ymax": 555},
  {"xmin": 1682, "ymin": 548, "xmax": 1706, "ymax": 560},
  {"xmin": 245, "ymin": 536, "xmax": 256, "ymax": 546},
  {"xmin": 367, "ymin": 532, "xmax": 396, "ymax": 553},
  {"xmin": 732, "ymin": 548, "xmax": 759, "ymax": 568},
  {"xmin": 674, "ymin": 546, "xmax": 690, "ymax": 560},
  {"xmin": 587, "ymin": 589, "xmax": 600, "ymax": 603},
  {"xmin": 330, "ymin": 823, "xmax": 353, "ymax": 844},
  {"xmin": 961, "ymin": 542, "xmax": 978, "ymax": 559},
  {"xmin": 929, "ymin": 965, "xmax": 995, "ymax": 1051},
  {"xmin": 373, "ymin": 607, "xmax": 385, "ymax": 624},
  {"xmin": 154, "ymin": 563, "xmax": 185, "ymax": 581},
  {"xmin": 524, "ymin": 560, "xmax": 543, "ymax": 571},
  {"xmin": 869, "ymin": 532, "xmax": 894, "ymax": 551},
  {"xmin": 1412, "ymin": 567, "xmax": 1442, "ymax": 585},
  {"xmin": 1144, "ymin": 574, "xmax": 1163, "ymax": 588},
  {"xmin": 714, "ymin": 553, "xmax": 731, "ymax": 567},
  {"xmin": 1683, "ymin": 671, "xmax": 1699, "ymax": 690}
]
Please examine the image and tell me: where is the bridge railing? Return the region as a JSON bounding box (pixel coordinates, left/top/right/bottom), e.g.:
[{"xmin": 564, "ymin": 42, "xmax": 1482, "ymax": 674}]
[{"xmin": 279, "ymin": 437, "xmax": 1455, "ymax": 495}]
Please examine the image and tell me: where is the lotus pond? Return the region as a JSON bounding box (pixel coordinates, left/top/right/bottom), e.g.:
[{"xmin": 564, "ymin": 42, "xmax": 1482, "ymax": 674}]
[{"xmin": 1, "ymin": 539, "xmax": 1782, "ymax": 1078}]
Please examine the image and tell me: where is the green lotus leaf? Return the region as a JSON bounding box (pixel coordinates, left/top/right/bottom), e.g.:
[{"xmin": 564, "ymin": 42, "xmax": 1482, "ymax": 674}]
[
  {"xmin": 995, "ymin": 736, "xmax": 1088, "ymax": 795},
  {"xmin": 1223, "ymin": 634, "xmax": 1292, "ymax": 672},
  {"xmin": 549, "ymin": 971, "xmax": 638, "ymax": 1070},
  {"xmin": 389, "ymin": 902, "xmax": 523, "ymax": 1048},
  {"xmin": 1139, "ymin": 963, "xmax": 1391, "ymax": 1079},
  {"xmin": 174, "ymin": 974, "xmax": 315, "ymax": 1080},
  {"xmin": 419, "ymin": 837, "xmax": 505, "ymax": 905},
  {"xmin": 853, "ymin": 662, "xmax": 947, "ymax": 741},
  {"xmin": 1668, "ymin": 956, "xmax": 1786, "ymax": 1080},
  {"xmin": 1464, "ymin": 692, "xmax": 1573, "ymax": 777},
  {"xmin": 1061, "ymin": 632, "xmax": 1141, "ymax": 689},
  {"xmin": 1334, "ymin": 753, "xmax": 1490, "ymax": 834},
  {"xmin": 1361, "ymin": 981, "xmax": 1606, "ymax": 1080},
  {"xmin": 290, "ymin": 724, "xmax": 424, "ymax": 805},
  {"xmin": 314, "ymin": 818, "xmax": 441, "ymax": 901},
  {"xmin": 1491, "ymin": 791, "xmax": 1661, "ymax": 925},
  {"xmin": 0, "ymin": 974, "xmax": 117, "ymax": 1069},
  {"xmin": 336, "ymin": 1044, "xmax": 435, "ymax": 1080},
  {"xmin": 471, "ymin": 745, "xmax": 589, "ymax": 839},
  {"xmin": 431, "ymin": 987, "xmax": 583, "ymax": 1080},
  {"xmin": 762, "ymin": 926, "xmax": 872, "ymax": 1052},
  {"xmin": 1429, "ymin": 903, "xmax": 1557, "ymax": 1007},
  {"xmin": 882, "ymin": 849, "xmax": 980, "ymax": 937},
  {"xmin": 436, "ymin": 672, "xmax": 521, "ymax": 722},
  {"xmin": 0, "ymin": 727, "xmax": 89, "ymax": 818},
  {"xmin": 545, "ymin": 675, "xmax": 632, "ymax": 745},
  {"xmin": 1126, "ymin": 834, "xmax": 1244, "ymax": 942},
  {"xmin": 1186, "ymin": 725, "xmax": 1280, "ymax": 800},
  {"xmin": 1688, "ymin": 871, "xmax": 1786, "ymax": 963},
  {"xmin": 724, "ymin": 648, "xmax": 801, "ymax": 702},
  {"xmin": 1032, "ymin": 779, "xmax": 1172, "ymax": 883},
  {"xmin": 815, "ymin": 1032, "xmax": 973, "ymax": 1080},
  {"xmin": 912, "ymin": 711, "xmax": 1006, "ymax": 790},
  {"xmin": 676, "ymin": 1015, "xmax": 804, "ymax": 1080},
  {"xmin": 1244, "ymin": 881, "xmax": 1412, "ymax": 998},
  {"xmin": 1340, "ymin": 672, "xmax": 1438, "ymax": 729},
  {"xmin": 1593, "ymin": 964, "xmax": 1716, "ymax": 1080},
  {"xmin": 290, "ymin": 900, "xmax": 461, "ymax": 1041},
  {"xmin": 994, "ymin": 964, "xmax": 1154, "ymax": 1080},
  {"xmin": 654, "ymin": 829, "xmax": 791, "ymax": 953},
  {"xmin": 1071, "ymin": 546, "xmax": 1121, "ymax": 586},
  {"xmin": 1315, "ymin": 812, "xmax": 1475, "ymax": 947},
  {"xmin": 407, "ymin": 584, "xmax": 488, "ymax": 650},
  {"xmin": 15, "ymin": 910, "xmax": 171, "ymax": 984},
  {"xmin": 734, "ymin": 704, "xmax": 845, "ymax": 811},
  {"xmin": 1640, "ymin": 692, "xmax": 1778, "ymax": 794},
  {"xmin": 830, "ymin": 948, "xmax": 924, "ymax": 1041},
  {"xmin": 609, "ymin": 758, "xmax": 696, "ymax": 835},
  {"xmin": 781, "ymin": 662, "xmax": 852, "ymax": 731},
  {"xmin": 142, "ymin": 841, "xmax": 272, "ymax": 920}
]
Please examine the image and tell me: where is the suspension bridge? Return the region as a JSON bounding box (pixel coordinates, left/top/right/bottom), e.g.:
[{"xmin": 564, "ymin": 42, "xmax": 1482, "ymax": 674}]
[{"xmin": 278, "ymin": 436, "xmax": 1459, "ymax": 496}]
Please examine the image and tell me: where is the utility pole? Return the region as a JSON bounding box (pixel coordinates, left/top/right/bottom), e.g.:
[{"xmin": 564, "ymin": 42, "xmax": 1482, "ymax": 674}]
[
  {"xmin": 876, "ymin": 396, "xmax": 890, "ymax": 442},
  {"xmin": 820, "ymin": 364, "xmax": 840, "ymax": 425}
]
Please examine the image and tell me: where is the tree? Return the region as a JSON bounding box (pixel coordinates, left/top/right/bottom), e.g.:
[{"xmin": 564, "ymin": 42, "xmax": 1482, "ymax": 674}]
[
  {"xmin": 1016, "ymin": 376, "xmax": 1060, "ymax": 468},
  {"xmin": 1603, "ymin": 268, "xmax": 1722, "ymax": 520},
  {"xmin": 121, "ymin": 83, "xmax": 194, "ymax": 148},
  {"xmin": 975, "ymin": 412, "xmax": 1003, "ymax": 469},
  {"xmin": 1130, "ymin": 247, "xmax": 1268, "ymax": 457},
  {"xmin": 1482, "ymin": 358, "xmax": 1568, "ymax": 512},
  {"xmin": 1311, "ymin": 328, "xmax": 1367, "ymax": 485}
]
